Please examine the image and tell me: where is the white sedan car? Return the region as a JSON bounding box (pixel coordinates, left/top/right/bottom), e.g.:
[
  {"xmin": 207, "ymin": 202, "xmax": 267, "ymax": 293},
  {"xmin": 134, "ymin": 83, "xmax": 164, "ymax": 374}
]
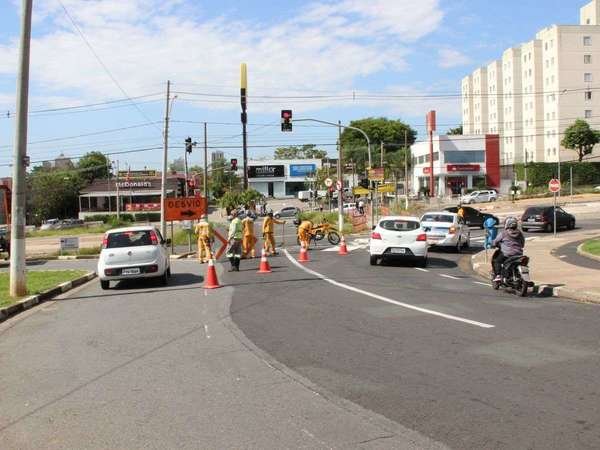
[
  {"xmin": 369, "ymin": 216, "xmax": 428, "ymax": 267},
  {"xmin": 97, "ymin": 226, "xmax": 171, "ymax": 290},
  {"xmin": 420, "ymin": 212, "xmax": 470, "ymax": 252}
]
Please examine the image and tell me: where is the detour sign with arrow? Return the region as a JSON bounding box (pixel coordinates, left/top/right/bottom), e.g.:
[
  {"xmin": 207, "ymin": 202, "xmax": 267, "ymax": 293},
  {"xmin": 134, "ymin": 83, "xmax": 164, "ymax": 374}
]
[{"xmin": 165, "ymin": 196, "xmax": 207, "ymax": 221}]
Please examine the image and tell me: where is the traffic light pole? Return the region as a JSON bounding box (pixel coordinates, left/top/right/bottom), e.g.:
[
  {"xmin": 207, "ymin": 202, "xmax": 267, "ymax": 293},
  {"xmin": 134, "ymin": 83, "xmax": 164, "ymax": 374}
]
[
  {"xmin": 293, "ymin": 118, "xmax": 372, "ymax": 227},
  {"xmin": 9, "ymin": 0, "xmax": 33, "ymax": 297},
  {"xmin": 160, "ymin": 80, "xmax": 171, "ymax": 238}
]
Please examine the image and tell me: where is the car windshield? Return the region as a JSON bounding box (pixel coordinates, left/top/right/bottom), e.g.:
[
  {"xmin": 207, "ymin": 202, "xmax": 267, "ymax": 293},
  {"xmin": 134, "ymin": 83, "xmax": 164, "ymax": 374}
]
[
  {"xmin": 107, "ymin": 230, "xmax": 154, "ymax": 248},
  {"xmin": 379, "ymin": 220, "xmax": 420, "ymax": 231},
  {"xmin": 421, "ymin": 214, "xmax": 454, "ymax": 223}
]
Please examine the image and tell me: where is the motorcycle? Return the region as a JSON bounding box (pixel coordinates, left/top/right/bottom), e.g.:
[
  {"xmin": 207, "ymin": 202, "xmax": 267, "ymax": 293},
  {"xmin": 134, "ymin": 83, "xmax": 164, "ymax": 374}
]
[{"xmin": 491, "ymin": 251, "xmax": 534, "ymax": 297}]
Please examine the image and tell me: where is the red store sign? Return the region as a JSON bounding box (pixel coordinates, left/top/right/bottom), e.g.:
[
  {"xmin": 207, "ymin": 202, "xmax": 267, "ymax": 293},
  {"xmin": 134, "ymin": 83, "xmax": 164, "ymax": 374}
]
[
  {"xmin": 446, "ymin": 164, "xmax": 480, "ymax": 172},
  {"xmin": 126, "ymin": 203, "xmax": 161, "ymax": 212},
  {"xmin": 423, "ymin": 167, "xmax": 431, "ymax": 175}
]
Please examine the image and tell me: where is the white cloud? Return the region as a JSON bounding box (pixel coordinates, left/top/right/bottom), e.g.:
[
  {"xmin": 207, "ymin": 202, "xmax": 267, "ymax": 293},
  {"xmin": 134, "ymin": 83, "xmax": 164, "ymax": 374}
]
[
  {"xmin": 438, "ymin": 48, "xmax": 471, "ymax": 69},
  {"xmin": 0, "ymin": 0, "xmax": 445, "ymax": 112}
]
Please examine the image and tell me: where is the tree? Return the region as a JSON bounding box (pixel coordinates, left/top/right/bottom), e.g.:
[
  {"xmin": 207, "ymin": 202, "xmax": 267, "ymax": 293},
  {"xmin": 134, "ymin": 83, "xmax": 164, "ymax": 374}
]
[
  {"xmin": 28, "ymin": 167, "xmax": 84, "ymax": 223},
  {"xmin": 339, "ymin": 118, "xmax": 416, "ymax": 172},
  {"xmin": 169, "ymin": 157, "xmax": 185, "ymax": 172},
  {"xmin": 561, "ymin": 119, "xmax": 600, "ymax": 162},
  {"xmin": 274, "ymin": 144, "xmax": 327, "ymax": 160},
  {"xmin": 209, "ymin": 157, "xmax": 240, "ymax": 199},
  {"xmin": 77, "ymin": 151, "xmax": 110, "ymax": 184},
  {"xmin": 446, "ymin": 125, "xmax": 463, "ymax": 135}
]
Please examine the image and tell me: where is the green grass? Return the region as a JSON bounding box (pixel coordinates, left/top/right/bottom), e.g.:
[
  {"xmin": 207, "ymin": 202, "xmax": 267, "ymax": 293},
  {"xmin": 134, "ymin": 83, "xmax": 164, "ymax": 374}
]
[
  {"xmin": 0, "ymin": 270, "xmax": 88, "ymax": 308},
  {"xmin": 582, "ymin": 239, "xmax": 600, "ymax": 257},
  {"xmin": 27, "ymin": 225, "xmax": 112, "ymax": 237}
]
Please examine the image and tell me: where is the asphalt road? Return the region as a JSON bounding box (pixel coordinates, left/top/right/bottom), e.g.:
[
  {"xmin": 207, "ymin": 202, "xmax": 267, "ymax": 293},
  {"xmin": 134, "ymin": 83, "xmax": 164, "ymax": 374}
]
[{"xmin": 230, "ymin": 239, "xmax": 600, "ymax": 449}]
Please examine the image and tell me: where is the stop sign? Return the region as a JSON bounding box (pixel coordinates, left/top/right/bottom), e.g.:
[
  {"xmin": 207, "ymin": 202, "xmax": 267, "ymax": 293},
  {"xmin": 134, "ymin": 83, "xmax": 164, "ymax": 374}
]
[{"xmin": 548, "ymin": 178, "xmax": 561, "ymax": 193}]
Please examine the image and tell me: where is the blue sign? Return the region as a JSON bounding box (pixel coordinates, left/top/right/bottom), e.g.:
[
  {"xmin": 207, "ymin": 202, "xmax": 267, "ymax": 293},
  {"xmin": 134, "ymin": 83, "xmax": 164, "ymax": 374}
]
[{"xmin": 289, "ymin": 164, "xmax": 316, "ymax": 177}]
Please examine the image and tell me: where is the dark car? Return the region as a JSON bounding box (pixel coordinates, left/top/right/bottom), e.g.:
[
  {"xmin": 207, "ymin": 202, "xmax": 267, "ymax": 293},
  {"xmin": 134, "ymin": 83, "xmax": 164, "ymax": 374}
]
[
  {"xmin": 444, "ymin": 206, "xmax": 499, "ymax": 229},
  {"xmin": 521, "ymin": 206, "xmax": 576, "ymax": 232}
]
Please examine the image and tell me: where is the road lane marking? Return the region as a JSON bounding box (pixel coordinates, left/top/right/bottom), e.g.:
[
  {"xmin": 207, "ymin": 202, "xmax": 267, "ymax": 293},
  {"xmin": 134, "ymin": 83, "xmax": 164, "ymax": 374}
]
[
  {"xmin": 439, "ymin": 274, "xmax": 461, "ymax": 280},
  {"xmin": 283, "ymin": 250, "xmax": 495, "ymax": 329},
  {"xmin": 414, "ymin": 267, "xmax": 429, "ymax": 272},
  {"xmin": 204, "ymin": 324, "xmax": 211, "ymax": 339},
  {"xmin": 474, "ymin": 281, "xmax": 490, "ymax": 287}
]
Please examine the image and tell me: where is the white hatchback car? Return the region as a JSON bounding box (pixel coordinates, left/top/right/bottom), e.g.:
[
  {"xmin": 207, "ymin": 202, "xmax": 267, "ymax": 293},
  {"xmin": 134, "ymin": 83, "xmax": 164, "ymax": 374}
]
[
  {"xmin": 420, "ymin": 212, "xmax": 470, "ymax": 252},
  {"xmin": 97, "ymin": 226, "xmax": 171, "ymax": 290},
  {"xmin": 460, "ymin": 190, "xmax": 498, "ymax": 204},
  {"xmin": 369, "ymin": 216, "xmax": 428, "ymax": 267}
]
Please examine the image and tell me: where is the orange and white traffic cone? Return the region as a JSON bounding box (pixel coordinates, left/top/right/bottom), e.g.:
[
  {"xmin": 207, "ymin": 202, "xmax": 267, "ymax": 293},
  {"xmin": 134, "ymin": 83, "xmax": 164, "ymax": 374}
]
[
  {"xmin": 203, "ymin": 258, "xmax": 221, "ymax": 289},
  {"xmin": 257, "ymin": 249, "xmax": 272, "ymax": 274},
  {"xmin": 338, "ymin": 236, "xmax": 349, "ymax": 256},
  {"xmin": 298, "ymin": 242, "xmax": 310, "ymax": 263}
]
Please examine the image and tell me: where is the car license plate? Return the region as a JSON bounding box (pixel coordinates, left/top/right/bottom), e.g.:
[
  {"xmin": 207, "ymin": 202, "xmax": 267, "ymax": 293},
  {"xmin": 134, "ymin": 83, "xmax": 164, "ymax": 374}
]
[
  {"xmin": 122, "ymin": 268, "xmax": 140, "ymax": 275},
  {"xmin": 390, "ymin": 248, "xmax": 406, "ymax": 254},
  {"xmin": 429, "ymin": 235, "xmax": 444, "ymax": 240},
  {"xmin": 528, "ymin": 218, "xmax": 535, "ymax": 222}
]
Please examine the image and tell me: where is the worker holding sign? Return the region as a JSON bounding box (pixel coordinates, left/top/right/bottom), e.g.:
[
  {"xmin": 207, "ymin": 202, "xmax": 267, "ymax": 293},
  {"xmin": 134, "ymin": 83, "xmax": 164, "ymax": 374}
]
[
  {"xmin": 194, "ymin": 214, "xmax": 214, "ymax": 263},
  {"xmin": 262, "ymin": 211, "xmax": 285, "ymax": 256},
  {"xmin": 241, "ymin": 214, "xmax": 257, "ymax": 258}
]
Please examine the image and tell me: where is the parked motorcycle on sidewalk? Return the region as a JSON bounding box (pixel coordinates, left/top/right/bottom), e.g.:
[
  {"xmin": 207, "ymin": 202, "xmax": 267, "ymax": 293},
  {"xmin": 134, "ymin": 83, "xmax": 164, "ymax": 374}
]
[{"xmin": 491, "ymin": 251, "xmax": 534, "ymax": 297}]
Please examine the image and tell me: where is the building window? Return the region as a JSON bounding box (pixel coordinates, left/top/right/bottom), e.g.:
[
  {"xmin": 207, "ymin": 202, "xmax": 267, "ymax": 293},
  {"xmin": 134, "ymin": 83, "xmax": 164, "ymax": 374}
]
[
  {"xmin": 585, "ymin": 110, "xmax": 593, "ymax": 119},
  {"xmin": 584, "ymin": 36, "xmax": 592, "ymax": 46},
  {"xmin": 585, "ymin": 73, "xmax": 593, "ymax": 82},
  {"xmin": 585, "ymin": 54, "xmax": 592, "ymax": 64},
  {"xmin": 585, "ymin": 91, "xmax": 592, "ymax": 101}
]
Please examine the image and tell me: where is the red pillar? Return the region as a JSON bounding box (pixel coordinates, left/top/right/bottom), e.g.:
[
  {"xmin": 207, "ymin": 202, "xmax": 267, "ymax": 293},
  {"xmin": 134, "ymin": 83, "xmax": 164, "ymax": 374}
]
[{"xmin": 426, "ymin": 111, "xmax": 436, "ymax": 197}]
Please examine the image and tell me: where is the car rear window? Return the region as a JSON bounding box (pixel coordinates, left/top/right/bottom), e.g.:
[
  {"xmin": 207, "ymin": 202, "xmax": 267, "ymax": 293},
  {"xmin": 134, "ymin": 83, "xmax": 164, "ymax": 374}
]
[
  {"xmin": 379, "ymin": 220, "xmax": 420, "ymax": 231},
  {"xmin": 106, "ymin": 230, "xmax": 154, "ymax": 248},
  {"xmin": 524, "ymin": 207, "xmax": 545, "ymax": 215},
  {"xmin": 421, "ymin": 214, "xmax": 454, "ymax": 223}
]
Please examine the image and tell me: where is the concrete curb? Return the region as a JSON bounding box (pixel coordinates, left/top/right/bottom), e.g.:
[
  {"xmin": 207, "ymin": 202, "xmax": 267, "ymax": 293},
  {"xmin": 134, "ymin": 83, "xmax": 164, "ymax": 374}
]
[
  {"xmin": 471, "ymin": 251, "xmax": 600, "ymax": 304},
  {"xmin": 0, "ymin": 271, "xmax": 97, "ymax": 324},
  {"xmin": 576, "ymin": 242, "xmax": 600, "ymax": 262}
]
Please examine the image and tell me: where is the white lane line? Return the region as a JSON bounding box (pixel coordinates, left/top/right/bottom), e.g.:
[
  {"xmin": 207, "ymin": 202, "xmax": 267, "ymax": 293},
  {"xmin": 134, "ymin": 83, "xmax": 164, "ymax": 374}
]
[
  {"xmin": 204, "ymin": 324, "xmax": 211, "ymax": 339},
  {"xmin": 439, "ymin": 274, "xmax": 461, "ymax": 280},
  {"xmin": 474, "ymin": 281, "xmax": 490, "ymax": 287},
  {"xmin": 559, "ymin": 255, "xmax": 567, "ymax": 259},
  {"xmin": 414, "ymin": 267, "xmax": 429, "ymax": 272},
  {"xmin": 283, "ymin": 250, "xmax": 494, "ymax": 329}
]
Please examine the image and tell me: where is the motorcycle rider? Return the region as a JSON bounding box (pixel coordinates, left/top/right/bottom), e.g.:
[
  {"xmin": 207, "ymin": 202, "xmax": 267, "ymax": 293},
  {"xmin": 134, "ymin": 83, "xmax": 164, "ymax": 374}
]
[{"xmin": 492, "ymin": 216, "xmax": 525, "ymax": 282}]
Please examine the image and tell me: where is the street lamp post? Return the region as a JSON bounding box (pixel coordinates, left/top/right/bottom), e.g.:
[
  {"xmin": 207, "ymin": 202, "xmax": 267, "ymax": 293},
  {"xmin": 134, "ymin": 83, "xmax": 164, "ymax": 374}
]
[
  {"xmin": 160, "ymin": 81, "xmax": 177, "ymax": 238},
  {"xmin": 293, "ymin": 118, "xmax": 372, "ymax": 228}
]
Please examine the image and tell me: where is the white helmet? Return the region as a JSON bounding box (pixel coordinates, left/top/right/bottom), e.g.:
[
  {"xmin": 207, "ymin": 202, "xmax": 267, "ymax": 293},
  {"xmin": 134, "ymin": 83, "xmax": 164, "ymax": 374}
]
[{"xmin": 505, "ymin": 216, "xmax": 518, "ymax": 230}]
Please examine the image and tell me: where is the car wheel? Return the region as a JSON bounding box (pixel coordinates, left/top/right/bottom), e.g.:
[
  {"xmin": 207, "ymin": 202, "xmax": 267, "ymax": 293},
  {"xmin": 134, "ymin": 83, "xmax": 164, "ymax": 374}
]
[
  {"xmin": 545, "ymin": 223, "xmax": 554, "ymax": 233},
  {"xmin": 418, "ymin": 257, "xmax": 428, "ymax": 268},
  {"xmin": 463, "ymin": 237, "xmax": 470, "ymax": 249},
  {"xmin": 369, "ymin": 255, "xmax": 378, "ymax": 266},
  {"xmin": 100, "ymin": 280, "xmax": 110, "ymax": 290},
  {"xmin": 492, "ymin": 280, "xmax": 500, "ymax": 290},
  {"xmin": 167, "ymin": 267, "xmax": 172, "ymax": 277},
  {"xmin": 569, "ymin": 219, "xmax": 575, "ymax": 230},
  {"xmin": 522, "ymin": 227, "xmax": 528, "ymax": 232},
  {"xmin": 456, "ymin": 239, "xmax": 462, "ymax": 253},
  {"xmin": 274, "ymin": 214, "xmax": 280, "ymax": 219},
  {"xmin": 161, "ymin": 270, "xmax": 168, "ymax": 286}
]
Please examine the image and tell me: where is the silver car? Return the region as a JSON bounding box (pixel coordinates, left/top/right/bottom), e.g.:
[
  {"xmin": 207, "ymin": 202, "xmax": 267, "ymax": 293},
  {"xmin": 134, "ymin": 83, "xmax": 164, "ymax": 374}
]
[{"xmin": 420, "ymin": 212, "xmax": 470, "ymax": 252}]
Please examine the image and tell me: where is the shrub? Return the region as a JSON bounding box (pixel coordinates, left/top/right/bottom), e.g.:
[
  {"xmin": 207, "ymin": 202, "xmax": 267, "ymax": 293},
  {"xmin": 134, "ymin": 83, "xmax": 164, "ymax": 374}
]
[{"xmin": 134, "ymin": 212, "xmax": 161, "ymax": 222}]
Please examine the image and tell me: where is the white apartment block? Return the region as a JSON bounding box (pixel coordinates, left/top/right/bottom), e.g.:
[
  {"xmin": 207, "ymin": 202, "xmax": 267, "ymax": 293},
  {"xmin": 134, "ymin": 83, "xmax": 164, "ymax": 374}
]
[
  {"xmin": 462, "ymin": 0, "xmax": 600, "ymax": 164},
  {"xmin": 487, "ymin": 60, "xmax": 503, "ymax": 136}
]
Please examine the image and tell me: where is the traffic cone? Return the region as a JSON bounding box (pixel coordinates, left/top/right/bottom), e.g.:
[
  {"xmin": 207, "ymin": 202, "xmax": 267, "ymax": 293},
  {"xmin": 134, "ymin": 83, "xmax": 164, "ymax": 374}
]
[
  {"xmin": 298, "ymin": 242, "xmax": 310, "ymax": 263},
  {"xmin": 203, "ymin": 258, "xmax": 221, "ymax": 289},
  {"xmin": 338, "ymin": 236, "xmax": 349, "ymax": 256},
  {"xmin": 257, "ymin": 249, "xmax": 272, "ymax": 274}
]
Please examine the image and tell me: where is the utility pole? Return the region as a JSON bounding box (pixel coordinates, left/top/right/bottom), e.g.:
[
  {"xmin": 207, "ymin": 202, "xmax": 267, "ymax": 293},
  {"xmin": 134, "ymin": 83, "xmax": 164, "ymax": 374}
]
[
  {"xmin": 380, "ymin": 141, "xmax": 384, "ymax": 167},
  {"xmin": 203, "ymin": 122, "xmax": 208, "ymax": 199},
  {"xmin": 404, "ymin": 130, "xmax": 409, "ymax": 210},
  {"xmin": 240, "ymin": 63, "xmax": 248, "ymax": 190},
  {"xmin": 337, "ymin": 121, "xmax": 344, "ymax": 233},
  {"xmin": 115, "ymin": 160, "xmax": 120, "ymax": 220},
  {"xmin": 107, "ymin": 160, "xmax": 112, "ymax": 214},
  {"xmin": 160, "ymin": 80, "xmax": 171, "ymax": 238},
  {"xmin": 9, "ymin": 0, "xmax": 33, "ymax": 297}
]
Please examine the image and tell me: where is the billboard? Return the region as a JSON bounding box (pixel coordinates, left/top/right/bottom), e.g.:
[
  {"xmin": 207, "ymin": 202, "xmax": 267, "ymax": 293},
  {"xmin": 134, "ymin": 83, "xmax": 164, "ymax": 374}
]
[
  {"xmin": 248, "ymin": 165, "xmax": 285, "ymax": 178},
  {"xmin": 289, "ymin": 164, "xmax": 316, "ymax": 177}
]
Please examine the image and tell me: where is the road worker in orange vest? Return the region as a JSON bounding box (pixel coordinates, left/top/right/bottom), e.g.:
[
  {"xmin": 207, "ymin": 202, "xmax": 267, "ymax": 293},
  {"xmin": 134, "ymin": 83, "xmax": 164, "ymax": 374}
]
[
  {"xmin": 194, "ymin": 214, "xmax": 214, "ymax": 263},
  {"xmin": 297, "ymin": 219, "xmax": 314, "ymax": 250},
  {"xmin": 262, "ymin": 211, "xmax": 285, "ymax": 256},
  {"xmin": 241, "ymin": 214, "xmax": 257, "ymax": 258}
]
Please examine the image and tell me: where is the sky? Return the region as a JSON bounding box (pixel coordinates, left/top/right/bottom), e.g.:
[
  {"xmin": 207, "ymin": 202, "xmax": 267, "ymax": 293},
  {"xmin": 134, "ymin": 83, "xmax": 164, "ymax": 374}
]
[{"xmin": 0, "ymin": 0, "xmax": 584, "ymax": 177}]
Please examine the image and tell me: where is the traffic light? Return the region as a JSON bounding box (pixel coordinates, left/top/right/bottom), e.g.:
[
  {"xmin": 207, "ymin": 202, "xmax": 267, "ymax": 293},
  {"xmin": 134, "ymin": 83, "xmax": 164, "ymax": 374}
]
[
  {"xmin": 185, "ymin": 137, "xmax": 197, "ymax": 153},
  {"xmin": 230, "ymin": 158, "xmax": 238, "ymax": 171},
  {"xmin": 281, "ymin": 109, "xmax": 292, "ymax": 132},
  {"xmin": 359, "ymin": 178, "xmax": 369, "ymax": 189}
]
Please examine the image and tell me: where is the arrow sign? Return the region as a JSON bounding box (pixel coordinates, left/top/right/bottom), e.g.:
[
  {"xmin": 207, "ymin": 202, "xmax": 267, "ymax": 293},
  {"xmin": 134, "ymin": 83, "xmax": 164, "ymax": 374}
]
[
  {"xmin": 181, "ymin": 210, "xmax": 195, "ymax": 217},
  {"xmin": 165, "ymin": 196, "xmax": 207, "ymax": 221}
]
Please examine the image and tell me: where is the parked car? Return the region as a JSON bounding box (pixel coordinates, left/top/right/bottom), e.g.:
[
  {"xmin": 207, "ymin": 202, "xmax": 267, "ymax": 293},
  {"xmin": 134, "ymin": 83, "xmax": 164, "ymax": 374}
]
[
  {"xmin": 521, "ymin": 206, "xmax": 576, "ymax": 232},
  {"xmin": 444, "ymin": 206, "xmax": 499, "ymax": 229},
  {"xmin": 58, "ymin": 218, "xmax": 84, "ymax": 229},
  {"xmin": 460, "ymin": 190, "xmax": 498, "ymax": 204},
  {"xmin": 40, "ymin": 218, "xmax": 60, "ymax": 230},
  {"xmin": 369, "ymin": 216, "xmax": 428, "ymax": 266},
  {"xmin": 420, "ymin": 212, "xmax": 470, "ymax": 252},
  {"xmin": 274, "ymin": 206, "xmax": 301, "ymax": 219},
  {"xmin": 97, "ymin": 226, "xmax": 171, "ymax": 290}
]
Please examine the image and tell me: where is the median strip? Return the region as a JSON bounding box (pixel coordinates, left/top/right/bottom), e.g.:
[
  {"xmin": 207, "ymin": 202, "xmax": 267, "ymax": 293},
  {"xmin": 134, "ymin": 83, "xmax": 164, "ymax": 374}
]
[{"xmin": 283, "ymin": 250, "xmax": 495, "ymax": 329}]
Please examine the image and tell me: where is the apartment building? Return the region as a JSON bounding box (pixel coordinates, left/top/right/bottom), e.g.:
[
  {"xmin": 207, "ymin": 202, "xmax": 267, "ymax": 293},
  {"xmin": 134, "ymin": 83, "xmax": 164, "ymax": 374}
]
[{"xmin": 462, "ymin": 0, "xmax": 600, "ymax": 165}]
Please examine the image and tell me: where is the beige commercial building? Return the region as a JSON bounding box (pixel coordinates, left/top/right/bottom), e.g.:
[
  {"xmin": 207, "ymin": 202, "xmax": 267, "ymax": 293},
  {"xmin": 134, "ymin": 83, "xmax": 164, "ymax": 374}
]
[{"xmin": 462, "ymin": 0, "xmax": 600, "ymax": 164}]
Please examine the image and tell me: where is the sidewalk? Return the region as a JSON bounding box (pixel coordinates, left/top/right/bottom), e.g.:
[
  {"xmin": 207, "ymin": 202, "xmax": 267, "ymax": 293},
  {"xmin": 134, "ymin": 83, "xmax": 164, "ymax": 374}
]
[{"xmin": 471, "ymin": 228, "xmax": 600, "ymax": 303}]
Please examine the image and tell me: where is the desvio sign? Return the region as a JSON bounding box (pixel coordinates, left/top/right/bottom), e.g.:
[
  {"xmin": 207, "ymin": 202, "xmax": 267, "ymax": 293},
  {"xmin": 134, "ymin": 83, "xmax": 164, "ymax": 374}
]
[
  {"xmin": 165, "ymin": 196, "xmax": 207, "ymax": 221},
  {"xmin": 289, "ymin": 164, "xmax": 316, "ymax": 177}
]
